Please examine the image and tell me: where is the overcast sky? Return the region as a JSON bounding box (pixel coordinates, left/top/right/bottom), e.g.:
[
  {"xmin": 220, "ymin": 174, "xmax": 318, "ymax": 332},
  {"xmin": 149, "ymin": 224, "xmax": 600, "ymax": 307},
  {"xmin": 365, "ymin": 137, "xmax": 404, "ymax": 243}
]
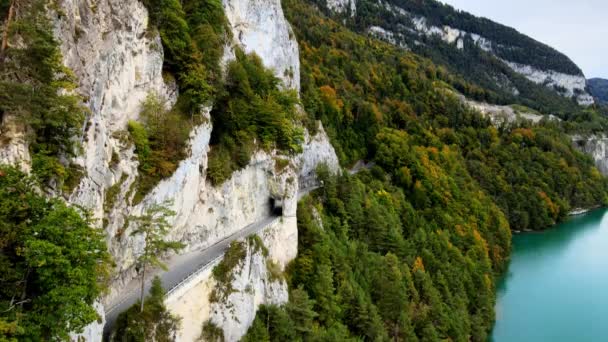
[{"xmin": 440, "ymin": 0, "xmax": 608, "ymax": 79}]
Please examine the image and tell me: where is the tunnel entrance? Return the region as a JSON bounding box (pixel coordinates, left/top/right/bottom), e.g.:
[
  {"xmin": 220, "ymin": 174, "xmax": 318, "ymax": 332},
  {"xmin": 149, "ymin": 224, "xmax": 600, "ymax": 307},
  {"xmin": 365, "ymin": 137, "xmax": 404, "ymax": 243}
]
[{"xmin": 269, "ymin": 197, "xmax": 283, "ymax": 216}]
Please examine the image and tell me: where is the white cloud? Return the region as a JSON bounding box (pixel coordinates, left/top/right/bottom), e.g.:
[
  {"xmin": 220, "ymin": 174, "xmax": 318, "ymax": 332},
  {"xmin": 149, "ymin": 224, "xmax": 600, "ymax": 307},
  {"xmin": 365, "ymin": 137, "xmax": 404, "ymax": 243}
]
[{"xmin": 441, "ymin": 0, "xmax": 608, "ymax": 79}]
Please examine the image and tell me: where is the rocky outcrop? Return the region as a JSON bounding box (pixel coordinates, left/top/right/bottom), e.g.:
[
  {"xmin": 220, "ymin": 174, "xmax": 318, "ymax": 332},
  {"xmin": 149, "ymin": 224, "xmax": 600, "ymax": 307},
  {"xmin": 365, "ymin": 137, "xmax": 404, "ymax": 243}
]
[
  {"xmin": 223, "ymin": 0, "xmax": 300, "ymax": 91},
  {"xmin": 0, "ymin": 115, "xmax": 30, "ymax": 172},
  {"xmin": 461, "ymin": 96, "xmax": 559, "ymax": 125},
  {"xmin": 0, "ymin": 0, "xmax": 339, "ymax": 339},
  {"xmin": 343, "ymin": 0, "xmax": 595, "ymax": 106},
  {"xmin": 299, "ymin": 122, "xmax": 341, "ymax": 184},
  {"xmin": 166, "ymin": 217, "xmax": 297, "ymax": 341},
  {"xmin": 327, "ymin": 0, "xmax": 357, "ymax": 15},
  {"xmin": 463, "ymin": 98, "xmax": 608, "ymax": 178},
  {"xmin": 504, "ymin": 61, "xmax": 594, "ymax": 106},
  {"xmin": 54, "ymin": 0, "xmax": 176, "ymax": 221},
  {"xmin": 208, "ymin": 218, "xmax": 296, "ymax": 341},
  {"xmin": 157, "ymin": 1, "xmax": 340, "ymax": 340},
  {"xmin": 572, "ymin": 135, "xmax": 608, "ymax": 176},
  {"xmin": 368, "ymin": 26, "xmax": 408, "ymax": 49}
]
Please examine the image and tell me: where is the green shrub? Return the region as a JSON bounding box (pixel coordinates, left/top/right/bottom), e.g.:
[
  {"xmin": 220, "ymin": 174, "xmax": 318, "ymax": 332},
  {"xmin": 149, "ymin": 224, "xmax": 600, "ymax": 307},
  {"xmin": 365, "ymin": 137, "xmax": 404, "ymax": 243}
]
[
  {"xmin": 207, "ymin": 146, "xmax": 233, "ymax": 186},
  {"xmin": 266, "ymin": 259, "xmax": 284, "ymax": 282},
  {"xmin": 0, "ymin": 165, "xmax": 110, "ymax": 340},
  {"xmin": 31, "ymin": 152, "xmax": 67, "ymax": 186},
  {"xmin": 128, "ymin": 121, "xmax": 151, "ymax": 166},
  {"xmin": 207, "ymin": 50, "xmax": 304, "ymax": 186},
  {"xmin": 128, "ymin": 93, "xmax": 191, "ymax": 203},
  {"xmin": 62, "ymin": 163, "xmax": 86, "ymax": 194},
  {"xmin": 275, "ymin": 157, "xmax": 291, "ymax": 173},
  {"xmin": 141, "ymin": 0, "xmax": 227, "ymax": 112},
  {"xmin": 104, "ymin": 174, "xmax": 128, "ymax": 215},
  {"xmin": 111, "ymin": 277, "xmax": 180, "ymax": 342},
  {"xmin": 199, "ymin": 321, "xmax": 224, "ymax": 342},
  {"xmin": 0, "ymin": 0, "xmax": 86, "ymax": 188},
  {"xmin": 210, "ymin": 241, "xmax": 246, "ymax": 302},
  {"xmin": 248, "ymin": 235, "xmax": 269, "ymax": 257}
]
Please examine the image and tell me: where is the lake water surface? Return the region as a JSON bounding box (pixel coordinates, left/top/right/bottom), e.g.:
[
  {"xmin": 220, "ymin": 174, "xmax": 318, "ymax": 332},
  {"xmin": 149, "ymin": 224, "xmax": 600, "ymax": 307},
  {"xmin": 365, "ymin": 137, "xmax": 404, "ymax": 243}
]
[{"xmin": 491, "ymin": 208, "xmax": 608, "ymax": 341}]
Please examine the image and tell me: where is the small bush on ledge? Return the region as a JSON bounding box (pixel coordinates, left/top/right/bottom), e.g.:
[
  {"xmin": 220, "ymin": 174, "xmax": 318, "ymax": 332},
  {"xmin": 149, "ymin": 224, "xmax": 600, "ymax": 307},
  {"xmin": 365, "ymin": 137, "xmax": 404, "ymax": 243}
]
[
  {"xmin": 128, "ymin": 93, "xmax": 191, "ymax": 204},
  {"xmin": 210, "ymin": 241, "xmax": 247, "ymax": 303},
  {"xmin": 207, "ymin": 50, "xmax": 304, "ymax": 186}
]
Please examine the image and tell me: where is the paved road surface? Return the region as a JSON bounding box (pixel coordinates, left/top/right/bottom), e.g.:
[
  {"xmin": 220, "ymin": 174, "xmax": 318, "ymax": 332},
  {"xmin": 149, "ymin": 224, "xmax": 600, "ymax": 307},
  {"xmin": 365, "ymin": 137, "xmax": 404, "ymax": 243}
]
[
  {"xmin": 103, "ymin": 215, "xmax": 279, "ymax": 334},
  {"xmin": 102, "ymin": 185, "xmax": 324, "ymax": 335}
]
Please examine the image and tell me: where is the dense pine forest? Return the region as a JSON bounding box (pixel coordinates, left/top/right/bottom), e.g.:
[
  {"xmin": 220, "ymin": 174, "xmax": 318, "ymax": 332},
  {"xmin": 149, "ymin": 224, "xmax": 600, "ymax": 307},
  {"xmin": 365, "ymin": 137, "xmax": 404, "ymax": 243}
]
[
  {"xmin": 241, "ymin": 1, "xmax": 608, "ymax": 341},
  {"xmin": 308, "ymin": 0, "xmax": 608, "ymax": 122}
]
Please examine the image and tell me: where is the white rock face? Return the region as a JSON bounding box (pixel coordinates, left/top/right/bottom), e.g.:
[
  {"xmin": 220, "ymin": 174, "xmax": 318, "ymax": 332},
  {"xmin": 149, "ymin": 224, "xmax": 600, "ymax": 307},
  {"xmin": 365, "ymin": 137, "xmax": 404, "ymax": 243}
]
[
  {"xmin": 572, "ymin": 135, "xmax": 608, "ymax": 176},
  {"xmin": 470, "ymin": 33, "xmax": 493, "ymax": 52},
  {"xmin": 299, "ymin": 122, "xmax": 341, "ymax": 182},
  {"xmin": 327, "ymin": 0, "xmax": 357, "ymax": 16},
  {"xmin": 210, "ymin": 217, "xmax": 296, "ymax": 341},
  {"xmin": 368, "ymin": 26, "xmax": 397, "ymax": 45},
  {"xmin": 368, "ymin": 26, "xmax": 408, "ymax": 49},
  {"xmin": 504, "ymin": 61, "xmax": 594, "ymax": 106},
  {"xmin": 0, "ymin": 115, "xmax": 31, "ymax": 172},
  {"xmin": 223, "ymin": 0, "xmax": 301, "ymax": 91},
  {"xmin": 0, "ymin": 0, "xmax": 340, "ymax": 339},
  {"xmin": 165, "ymin": 263, "xmax": 218, "ymax": 342},
  {"xmin": 367, "ymin": 1, "xmax": 594, "ymax": 106},
  {"xmin": 461, "ymin": 96, "xmax": 559, "ymax": 125},
  {"xmin": 167, "ymin": 217, "xmax": 297, "ymax": 342},
  {"xmin": 54, "ymin": 0, "xmax": 176, "ymax": 220}
]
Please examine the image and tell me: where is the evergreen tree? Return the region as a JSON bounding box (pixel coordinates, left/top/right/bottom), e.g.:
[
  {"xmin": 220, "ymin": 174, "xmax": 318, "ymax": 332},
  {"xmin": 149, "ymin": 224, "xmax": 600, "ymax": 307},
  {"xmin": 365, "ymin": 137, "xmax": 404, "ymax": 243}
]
[
  {"xmin": 286, "ymin": 286, "xmax": 317, "ymax": 335},
  {"xmin": 130, "ymin": 203, "xmax": 185, "ymax": 312},
  {"xmin": 111, "ymin": 277, "xmax": 181, "ymax": 342},
  {"xmin": 0, "ymin": 166, "xmax": 110, "ymax": 340}
]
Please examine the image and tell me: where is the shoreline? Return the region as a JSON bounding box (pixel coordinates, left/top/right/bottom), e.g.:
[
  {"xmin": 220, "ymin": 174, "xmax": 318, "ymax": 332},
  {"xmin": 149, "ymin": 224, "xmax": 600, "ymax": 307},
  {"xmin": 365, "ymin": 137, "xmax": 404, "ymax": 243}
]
[
  {"xmin": 568, "ymin": 206, "xmax": 602, "ymax": 216},
  {"xmin": 512, "ymin": 206, "xmax": 604, "ymax": 234}
]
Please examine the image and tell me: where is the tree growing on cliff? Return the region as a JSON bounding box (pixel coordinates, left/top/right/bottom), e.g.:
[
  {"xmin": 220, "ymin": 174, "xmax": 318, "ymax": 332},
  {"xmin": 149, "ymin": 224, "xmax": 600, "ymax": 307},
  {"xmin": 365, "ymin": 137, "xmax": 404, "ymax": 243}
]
[
  {"xmin": 130, "ymin": 202, "xmax": 185, "ymax": 313},
  {"xmin": 0, "ymin": 165, "xmax": 111, "ymax": 340},
  {"xmin": 112, "ymin": 276, "xmax": 181, "ymax": 342}
]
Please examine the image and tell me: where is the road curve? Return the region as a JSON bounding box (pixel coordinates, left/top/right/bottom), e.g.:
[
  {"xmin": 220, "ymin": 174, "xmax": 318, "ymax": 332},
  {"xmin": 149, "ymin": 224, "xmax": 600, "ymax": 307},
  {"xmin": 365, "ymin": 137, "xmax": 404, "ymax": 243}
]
[
  {"xmin": 102, "ymin": 185, "xmax": 324, "ymax": 335},
  {"xmin": 103, "ymin": 215, "xmax": 280, "ymax": 334}
]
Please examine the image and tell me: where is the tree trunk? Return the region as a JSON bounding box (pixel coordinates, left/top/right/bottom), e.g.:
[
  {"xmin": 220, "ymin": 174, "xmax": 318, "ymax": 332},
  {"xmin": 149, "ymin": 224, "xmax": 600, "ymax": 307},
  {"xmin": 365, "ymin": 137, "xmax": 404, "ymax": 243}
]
[
  {"xmin": 0, "ymin": 0, "xmax": 16, "ymax": 63},
  {"xmin": 19, "ymin": 267, "xmax": 29, "ymax": 307},
  {"xmin": 140, "ymin": 262, "xmax": 146, "ymax": 313}
]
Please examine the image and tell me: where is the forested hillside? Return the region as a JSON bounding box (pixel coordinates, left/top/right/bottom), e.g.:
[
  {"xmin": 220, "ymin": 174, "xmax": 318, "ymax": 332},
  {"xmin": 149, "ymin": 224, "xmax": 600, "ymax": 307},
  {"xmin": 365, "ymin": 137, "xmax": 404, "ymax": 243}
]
[
  {"xmin": 589, "ymin": 78, "xmax": 608, "ymax": 105},
  {"xmin": 369, "ymin": 0, "xmax": 581, "ymax": 74},
  {"xmin": 242, "ymin": 1, "xmax": 608, "ymax": 340},
  {"xmin": 308, "ymin": 0, "xmax": 598, "ymax": 113}
]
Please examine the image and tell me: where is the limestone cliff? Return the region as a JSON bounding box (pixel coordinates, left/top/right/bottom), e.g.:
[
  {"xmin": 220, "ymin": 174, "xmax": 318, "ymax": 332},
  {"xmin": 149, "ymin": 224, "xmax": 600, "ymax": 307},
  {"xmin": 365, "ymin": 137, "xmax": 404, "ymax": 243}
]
[
  {"xmin": 223, "ymin": 0, "xmax": 300, "ymax": 91},
  {"xmin": 0, "ymin": 0, "xmax": 339, "ymax": 340},
  {"xmin": 166, "ymin": 217, "xmax": 298, "ymax": 341},
  {"xmin": 460, "ymin": 95, "xmax": 559, "ymax": 125},
  {"xmin": 572, "ymin": 135, "xmax": 608, "ymax": 176},
  {"xmin": 327, "ymin": 0, "xmax": 357, "ymax": 15}
]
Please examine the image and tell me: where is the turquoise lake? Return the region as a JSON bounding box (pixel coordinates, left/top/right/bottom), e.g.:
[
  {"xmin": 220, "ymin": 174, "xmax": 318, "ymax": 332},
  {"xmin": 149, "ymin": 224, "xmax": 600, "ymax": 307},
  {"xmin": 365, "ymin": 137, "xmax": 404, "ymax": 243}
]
[{"xmin": 491, "ymin": 208, "xmax": 608, "ymax": 342}]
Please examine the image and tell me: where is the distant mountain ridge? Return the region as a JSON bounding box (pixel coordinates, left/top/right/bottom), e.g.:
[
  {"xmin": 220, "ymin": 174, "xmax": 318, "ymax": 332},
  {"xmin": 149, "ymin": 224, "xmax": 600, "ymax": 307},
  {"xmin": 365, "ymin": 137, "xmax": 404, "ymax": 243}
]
[
  {"xmin": 311, "ymin": 0, "xmax": 595, "ymax": 112},
  {"xmin": 588, "ymin": 78, "xmax": 608, "ymax": 105}
]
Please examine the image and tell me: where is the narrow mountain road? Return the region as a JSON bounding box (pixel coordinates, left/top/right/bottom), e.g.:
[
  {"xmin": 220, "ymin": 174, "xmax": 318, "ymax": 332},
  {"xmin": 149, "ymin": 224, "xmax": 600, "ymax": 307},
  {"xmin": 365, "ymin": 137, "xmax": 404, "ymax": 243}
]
[
  {"xmin": 103, "ymin": 185, "xmax": 323, "ymax": 335},
  {"xmin": 103, "ymin": 215, "xmax": 280, "ymax": 334}
]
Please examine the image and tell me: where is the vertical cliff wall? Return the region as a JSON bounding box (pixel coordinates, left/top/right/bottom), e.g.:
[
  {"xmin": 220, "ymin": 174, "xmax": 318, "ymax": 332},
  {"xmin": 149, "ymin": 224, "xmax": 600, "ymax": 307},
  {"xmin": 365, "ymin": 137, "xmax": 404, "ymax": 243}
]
[
  {"xmin": 572, "ymin": 135, "xmax": 608, "ymax": 176},
  {"xmin": 0, "ymin": 0, "xmax": 338, "ymax": 339},
  {"xmin": 161, "ymin": 0, "xmax": 339, "ymax": 340},
  {"xmin": 223, "ymin": 0, "xmax": 300, "ymax": 91},
  {"xmin": 7, "ymin": 0, "xmax": 342, "ymax": 340}
]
